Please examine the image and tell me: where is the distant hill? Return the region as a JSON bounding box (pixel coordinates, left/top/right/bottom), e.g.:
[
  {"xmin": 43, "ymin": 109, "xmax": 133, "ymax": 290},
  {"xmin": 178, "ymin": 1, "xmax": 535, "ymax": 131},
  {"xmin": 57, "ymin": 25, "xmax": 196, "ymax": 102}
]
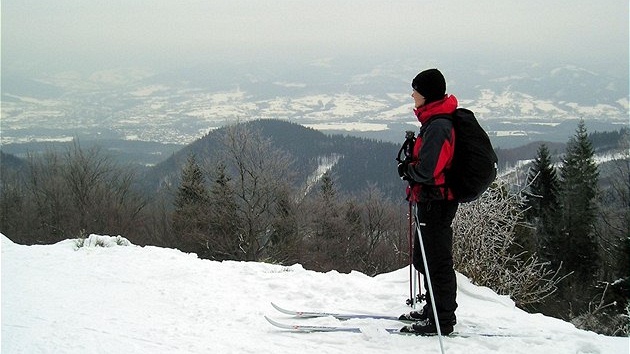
[
  {"xmin": 144, "ymin": 120, "xmax": 629, "ymax": 201},
  {"xmin": 145, "ymin": 119, "xmax": 406, "ymax": 201},
  {"xmin": 0, "ymin": 151, "xmax": 28, "ymax": 175},
  {"xmin": 0, "ymin": 140, "xmax": 182, "ymax": 167}
]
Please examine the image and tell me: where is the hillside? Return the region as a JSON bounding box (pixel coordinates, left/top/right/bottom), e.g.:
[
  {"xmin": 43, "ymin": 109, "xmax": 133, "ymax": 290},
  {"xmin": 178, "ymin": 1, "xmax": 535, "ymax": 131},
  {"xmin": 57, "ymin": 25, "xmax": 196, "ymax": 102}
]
[
  {"xmin": 145, "ymin": 119, "xmax": 628, "ymax": 200},
  {"xmin": 145, "ymin": 119, "xmax": 405, "ymax": 200}
]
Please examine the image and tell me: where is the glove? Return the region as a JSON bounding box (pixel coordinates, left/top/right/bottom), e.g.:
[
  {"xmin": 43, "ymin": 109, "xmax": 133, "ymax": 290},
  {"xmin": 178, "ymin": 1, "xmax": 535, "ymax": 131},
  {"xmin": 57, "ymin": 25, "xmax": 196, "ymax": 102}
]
[{"xmin": 398, "ymin": 161, "xmax": 411, "ymax": 181}]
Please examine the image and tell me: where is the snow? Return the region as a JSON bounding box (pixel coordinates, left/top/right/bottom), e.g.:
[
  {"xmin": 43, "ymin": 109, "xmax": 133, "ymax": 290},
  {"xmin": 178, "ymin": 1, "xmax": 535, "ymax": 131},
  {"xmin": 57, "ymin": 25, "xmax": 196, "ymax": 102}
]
[
  {"xmin": 303, "ymin": 122, "xmax": 388, "ymax": 132},
  {"xmin": 2, "ymin": 234, "xmax": 628, "ymax": 354},
  {"xmin": 304, "ymin": 154, "xmax": 342, "ymax": 196}
]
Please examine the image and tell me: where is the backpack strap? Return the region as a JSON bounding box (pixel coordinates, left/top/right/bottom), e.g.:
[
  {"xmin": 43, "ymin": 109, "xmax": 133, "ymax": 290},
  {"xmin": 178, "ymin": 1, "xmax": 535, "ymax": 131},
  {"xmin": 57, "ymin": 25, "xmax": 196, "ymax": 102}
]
[
  {"xmin": 419, "ymin": 113, "xmax": 453, "ymax": 137},
  {"xmin": 417, "ymin": 113, "xmax": 456, "ymax": 200}
]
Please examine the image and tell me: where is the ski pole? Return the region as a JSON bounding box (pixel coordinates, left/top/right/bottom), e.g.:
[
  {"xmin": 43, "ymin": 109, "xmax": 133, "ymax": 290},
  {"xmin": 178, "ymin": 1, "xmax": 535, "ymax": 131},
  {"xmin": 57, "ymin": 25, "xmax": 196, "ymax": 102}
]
[
  {"xmin": 417, "ymin": 270, "xmax": 424, "ymax": 303},
  {"xmin": 407, "ymin": 202, "xmax": 415, "ymax": 308},
  {"xmin": 413, "ymin": 204, "xmax": 445, "ymax": 354}
]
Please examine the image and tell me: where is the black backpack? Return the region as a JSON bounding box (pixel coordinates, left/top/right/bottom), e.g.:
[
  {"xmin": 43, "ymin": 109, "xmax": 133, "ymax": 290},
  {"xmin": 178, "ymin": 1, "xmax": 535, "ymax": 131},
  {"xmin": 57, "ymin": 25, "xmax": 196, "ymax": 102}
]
[{"xmin": 440, "ymin": 108, "xmax": 498, "ymax": 203}]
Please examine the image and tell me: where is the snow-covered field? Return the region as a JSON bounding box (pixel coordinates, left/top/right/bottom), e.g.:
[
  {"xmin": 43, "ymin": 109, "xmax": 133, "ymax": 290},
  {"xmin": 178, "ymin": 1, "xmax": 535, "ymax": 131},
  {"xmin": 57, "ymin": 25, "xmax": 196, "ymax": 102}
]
[{"xmin": 2, "ymin": 234, "xmax": 628, "ymax": 354}]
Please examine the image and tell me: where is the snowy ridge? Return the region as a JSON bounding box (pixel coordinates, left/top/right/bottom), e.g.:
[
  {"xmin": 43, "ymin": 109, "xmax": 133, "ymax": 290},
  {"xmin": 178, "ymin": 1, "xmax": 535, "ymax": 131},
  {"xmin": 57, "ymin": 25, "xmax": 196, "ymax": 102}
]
[
  {"xmin": 1, "ymin": 234, "xmax": 627, "ymax": 353},
  {"xmin": 303, "ymin": 154, "xmax": 342, "ymax": 195}
]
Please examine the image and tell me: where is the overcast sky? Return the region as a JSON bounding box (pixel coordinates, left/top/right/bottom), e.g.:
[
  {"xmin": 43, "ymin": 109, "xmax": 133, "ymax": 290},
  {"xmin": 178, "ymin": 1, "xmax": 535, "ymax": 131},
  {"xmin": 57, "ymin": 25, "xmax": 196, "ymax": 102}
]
[{"xmin": 2, "ymin": 0, "xmax": 628, "ymax": 75}]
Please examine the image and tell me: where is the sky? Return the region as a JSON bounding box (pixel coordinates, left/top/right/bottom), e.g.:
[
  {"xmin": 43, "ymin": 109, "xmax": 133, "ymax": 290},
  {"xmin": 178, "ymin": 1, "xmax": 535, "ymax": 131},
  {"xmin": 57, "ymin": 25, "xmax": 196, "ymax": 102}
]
[
  {"xmin": 2, "ymin": 233, "xmax": 628, "ymax": 353},
  {"xmin": 2, "ymin": 0, "xmax": 628, "ymax": 75}
]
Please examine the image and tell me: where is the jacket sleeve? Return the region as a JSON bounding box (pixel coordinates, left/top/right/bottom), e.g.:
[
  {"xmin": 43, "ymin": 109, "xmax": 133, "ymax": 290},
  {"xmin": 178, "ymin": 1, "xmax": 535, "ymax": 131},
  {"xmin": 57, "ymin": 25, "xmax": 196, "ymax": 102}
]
[{"xmin": 407, "ymin": 119, "xmax": 453, "ymax": 186}]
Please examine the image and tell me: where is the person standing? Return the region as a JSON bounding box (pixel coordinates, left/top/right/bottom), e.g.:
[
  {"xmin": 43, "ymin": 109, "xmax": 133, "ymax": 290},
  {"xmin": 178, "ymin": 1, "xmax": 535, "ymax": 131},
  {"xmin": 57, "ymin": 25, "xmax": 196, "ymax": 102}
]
[{"xmin": 397, "ymin": 68, "xmax": 459, "ymax": 335}]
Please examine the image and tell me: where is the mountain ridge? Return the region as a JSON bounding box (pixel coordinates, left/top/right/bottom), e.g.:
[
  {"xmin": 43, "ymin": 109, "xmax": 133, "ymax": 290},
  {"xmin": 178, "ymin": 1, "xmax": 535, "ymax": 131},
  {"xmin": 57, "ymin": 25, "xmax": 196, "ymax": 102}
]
[{"xmin": 2, "ymin": 119, "xmax": 626, "ymax": 201}]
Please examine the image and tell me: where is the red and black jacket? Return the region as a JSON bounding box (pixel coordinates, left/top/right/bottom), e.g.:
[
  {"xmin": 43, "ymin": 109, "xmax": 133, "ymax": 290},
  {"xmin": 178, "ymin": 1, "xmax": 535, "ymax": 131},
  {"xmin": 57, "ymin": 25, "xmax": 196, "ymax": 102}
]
[{"xmin": 406, "ymin": 95, "xmax": 458, "ymax": 203}]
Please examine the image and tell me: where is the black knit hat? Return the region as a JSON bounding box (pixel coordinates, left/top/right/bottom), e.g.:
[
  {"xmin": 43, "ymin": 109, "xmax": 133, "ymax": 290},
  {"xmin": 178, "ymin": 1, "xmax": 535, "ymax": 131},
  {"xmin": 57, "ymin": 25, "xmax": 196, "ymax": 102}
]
[{"xmin": 412, "ymin": 68, "xmax": 446, "ymax": 104}]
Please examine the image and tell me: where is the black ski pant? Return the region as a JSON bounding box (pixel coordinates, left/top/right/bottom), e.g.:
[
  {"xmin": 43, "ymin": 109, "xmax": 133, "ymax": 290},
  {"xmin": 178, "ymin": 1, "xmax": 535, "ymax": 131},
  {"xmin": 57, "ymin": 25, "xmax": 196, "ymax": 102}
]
[{"xmin": 412, "ymin": 200, "xmax": 459, "ymax": 326}]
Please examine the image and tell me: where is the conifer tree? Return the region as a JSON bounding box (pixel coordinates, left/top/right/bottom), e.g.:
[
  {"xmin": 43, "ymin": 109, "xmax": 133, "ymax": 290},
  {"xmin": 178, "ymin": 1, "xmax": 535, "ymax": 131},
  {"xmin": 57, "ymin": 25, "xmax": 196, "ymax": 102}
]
[
  {"xmin": 268, "ymin": 188, "xmax": 300, "ymax": 264},
  {"xmin": 303, "ymin": 172, "xmax": 346, "ymax": 271},
  {"xmin": 206, "ymin": 162, "xmax": 239, "ymax": 260},
  {"xmin": 315, "ymin": 171, "xmax": 342, "ymax": 240},
  {"xmin": 172, "ymin": 153, "xmax": 210, "ymax": 254},
  {"xmin": 559, "ymin": 120, "xmax": 600, "ymax": 281},
  {"xmin": 524, "ymin": 143, "xmax": 562, "ymax": 259},
  {"xmin": 319, "ymin": 171, "xmax": 337, "ymax": 207}
]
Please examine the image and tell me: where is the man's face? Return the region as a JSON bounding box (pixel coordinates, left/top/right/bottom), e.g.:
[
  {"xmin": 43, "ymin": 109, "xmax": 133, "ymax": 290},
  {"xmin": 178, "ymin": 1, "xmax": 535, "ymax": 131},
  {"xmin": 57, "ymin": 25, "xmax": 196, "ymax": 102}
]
[{"xmin": 412, "ymin": 89, "xmax": 426, "ymax": 109}]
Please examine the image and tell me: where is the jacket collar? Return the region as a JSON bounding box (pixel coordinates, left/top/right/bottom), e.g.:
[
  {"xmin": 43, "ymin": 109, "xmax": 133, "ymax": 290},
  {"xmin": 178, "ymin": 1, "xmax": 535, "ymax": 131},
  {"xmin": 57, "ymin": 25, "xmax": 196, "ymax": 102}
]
[{"xmin": 413, "ymin": 94, "xmax": 459, "ymax": 125}]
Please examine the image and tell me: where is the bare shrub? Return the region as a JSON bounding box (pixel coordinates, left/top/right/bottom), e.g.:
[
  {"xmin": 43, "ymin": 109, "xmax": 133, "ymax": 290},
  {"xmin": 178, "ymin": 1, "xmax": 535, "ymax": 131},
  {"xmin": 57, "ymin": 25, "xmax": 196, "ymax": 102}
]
[{"xmin": 453, "ymin": 179, "xmax": 563, "ymax": 306}]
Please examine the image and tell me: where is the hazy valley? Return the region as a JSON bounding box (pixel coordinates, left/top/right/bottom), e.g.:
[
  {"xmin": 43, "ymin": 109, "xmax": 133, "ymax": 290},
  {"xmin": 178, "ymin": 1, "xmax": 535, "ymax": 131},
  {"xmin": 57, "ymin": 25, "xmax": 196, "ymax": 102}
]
[{"xmin": 2, "ymin": 58, "xmax": 627, "ymax": 164}]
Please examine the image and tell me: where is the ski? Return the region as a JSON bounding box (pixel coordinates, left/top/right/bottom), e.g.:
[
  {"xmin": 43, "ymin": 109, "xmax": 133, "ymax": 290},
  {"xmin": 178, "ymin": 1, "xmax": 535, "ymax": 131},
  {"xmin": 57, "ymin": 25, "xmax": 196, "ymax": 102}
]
[
  {"xmin": 265, "ymin": 316, "xmax": 531, "ymax": 338},
  {"xmin": 265, "ymin": 315, "xmax": 400, "ymax": 334},
  {"xmin": 271, "ymin": 302, "xmax": 410, "ymax": 322}
]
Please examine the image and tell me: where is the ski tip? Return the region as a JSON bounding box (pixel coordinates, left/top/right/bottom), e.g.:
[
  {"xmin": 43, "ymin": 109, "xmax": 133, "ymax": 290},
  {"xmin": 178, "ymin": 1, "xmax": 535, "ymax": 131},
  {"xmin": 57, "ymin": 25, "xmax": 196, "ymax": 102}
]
[
  {"xmin": 264, "ymin": 315, "xmax": 313, "ymax": 332},
  {"xmin": 264, "ymin": 315, "xmax": 280, "ymax": 327},
  {"xmin": 270, "ymin": 302, "xmax": 292, "ymax": 315},
  {"xmin": 264, "ymin": 315, "xmax": 295, "ymax": 330}
]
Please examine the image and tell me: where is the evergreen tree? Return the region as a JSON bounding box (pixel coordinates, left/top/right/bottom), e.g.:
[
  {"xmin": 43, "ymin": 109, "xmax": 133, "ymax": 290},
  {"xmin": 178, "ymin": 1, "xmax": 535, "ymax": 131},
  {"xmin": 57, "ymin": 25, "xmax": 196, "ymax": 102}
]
[
  {"xmin": 315, "ymin": 171, "xmax": 342, "ymax": 240},
  {"xmin": 559, "ymin": 120, "xmax": 600, "ymax": 281},
  {"xmin": 172, "ymin": 153, "xmax": 210, "ymax": 254},
  {"xmin": 268, "ymin": 188, "xmax": 300, "ymax": 264},
  {"xmin": 340, "ymin": 198, "xmax": 364, "ymax": 272},
  {"xmin": 320, "ymin": 171, "xmax": 337, "ymax": 207},
  {"xmin": 525, "ymin": 144, "xmax": 560, "ymax": 219},
  {"xmin": 524, "ymin": 143, "xmax": 562, "ymax": 259},
  {"xmin": 303, "ymin": 172, "xmax": 346, "ymax": 271},
  {"xmin": 206, "ymin": 162, "xmax": 240, "ymax": 260}
]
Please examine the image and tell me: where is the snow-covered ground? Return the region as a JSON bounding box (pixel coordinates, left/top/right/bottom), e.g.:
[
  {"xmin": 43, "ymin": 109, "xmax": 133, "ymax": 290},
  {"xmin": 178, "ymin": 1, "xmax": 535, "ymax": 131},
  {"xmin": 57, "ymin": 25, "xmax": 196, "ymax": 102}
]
[{"xmin": 2, "ymin": 234, "xmax": 628, "ymax": 354}]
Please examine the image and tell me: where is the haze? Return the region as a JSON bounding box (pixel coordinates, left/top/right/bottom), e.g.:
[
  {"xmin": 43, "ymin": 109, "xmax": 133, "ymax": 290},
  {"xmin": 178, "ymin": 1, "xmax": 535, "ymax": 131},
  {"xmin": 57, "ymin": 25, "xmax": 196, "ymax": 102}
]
[{"xmin": 2, "ymin": 0, "xmax": 628, "ymax": 75}]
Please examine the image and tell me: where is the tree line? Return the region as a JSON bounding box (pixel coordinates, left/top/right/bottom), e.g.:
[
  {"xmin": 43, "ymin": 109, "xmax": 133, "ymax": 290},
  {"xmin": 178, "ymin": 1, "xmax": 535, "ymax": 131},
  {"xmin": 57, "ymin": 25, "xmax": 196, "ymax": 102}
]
[
  {"xmin": 169, "ymin": 123, "xmax": 409, "ymax": 275},
  {"xmin": 0, "ymin": 120, "xmax": 627, "ymax": 336},
  {"xmin": 522, "ymin": 120, "xmax": 629, "ymax": 335}
]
